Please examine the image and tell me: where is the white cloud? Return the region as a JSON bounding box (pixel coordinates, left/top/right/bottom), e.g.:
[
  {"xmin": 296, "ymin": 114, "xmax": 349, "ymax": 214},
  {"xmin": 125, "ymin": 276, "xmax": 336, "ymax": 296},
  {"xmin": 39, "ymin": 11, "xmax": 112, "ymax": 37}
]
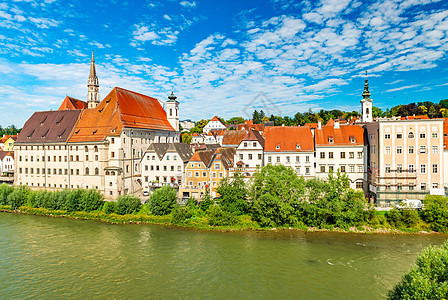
[
  {"xmin": 384, "ymin": 84, "xmax": 421, "ymax": 92},
  {"xmin": 179, "ymin": 1, "xmax": 196, "ymax": 8}
]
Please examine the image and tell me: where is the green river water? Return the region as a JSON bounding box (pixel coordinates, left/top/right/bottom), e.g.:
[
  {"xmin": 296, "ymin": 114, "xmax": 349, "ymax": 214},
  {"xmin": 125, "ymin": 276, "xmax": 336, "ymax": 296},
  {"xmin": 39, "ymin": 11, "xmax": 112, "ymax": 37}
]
[{"xmin": 1, "ymin": 212, "xmax": 447, "ymax": 299}]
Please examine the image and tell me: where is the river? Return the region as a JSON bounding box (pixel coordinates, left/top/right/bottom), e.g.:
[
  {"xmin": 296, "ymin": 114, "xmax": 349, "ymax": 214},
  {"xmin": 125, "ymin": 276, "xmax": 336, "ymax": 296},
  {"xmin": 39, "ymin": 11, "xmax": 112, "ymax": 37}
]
[{"xmin": 0, "ymin": 212, "xmax": 446, "ymax": 299}]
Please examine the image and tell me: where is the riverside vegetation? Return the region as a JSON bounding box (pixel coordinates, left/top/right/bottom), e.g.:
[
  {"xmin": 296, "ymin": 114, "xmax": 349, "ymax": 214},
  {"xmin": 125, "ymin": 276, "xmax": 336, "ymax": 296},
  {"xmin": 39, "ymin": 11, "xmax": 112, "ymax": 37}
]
[{"xmin": 1, "ymin": 164, "xmax": 448, "ymax": 233}]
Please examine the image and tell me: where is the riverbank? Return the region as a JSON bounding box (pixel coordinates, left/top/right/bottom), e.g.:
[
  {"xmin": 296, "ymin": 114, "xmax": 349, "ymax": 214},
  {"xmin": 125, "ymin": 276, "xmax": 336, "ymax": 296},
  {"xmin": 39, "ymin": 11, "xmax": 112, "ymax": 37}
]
[{"xmin": 0, "ymin": 205, "xmax": 439, "ymax": 235}]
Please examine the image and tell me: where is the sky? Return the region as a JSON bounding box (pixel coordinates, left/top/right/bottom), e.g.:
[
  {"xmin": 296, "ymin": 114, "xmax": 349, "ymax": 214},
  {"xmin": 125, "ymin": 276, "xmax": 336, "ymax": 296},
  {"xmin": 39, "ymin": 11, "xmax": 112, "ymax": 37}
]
[{"xmin": 1, "ymin": 0, "xmax": 448, "ymax": 127}]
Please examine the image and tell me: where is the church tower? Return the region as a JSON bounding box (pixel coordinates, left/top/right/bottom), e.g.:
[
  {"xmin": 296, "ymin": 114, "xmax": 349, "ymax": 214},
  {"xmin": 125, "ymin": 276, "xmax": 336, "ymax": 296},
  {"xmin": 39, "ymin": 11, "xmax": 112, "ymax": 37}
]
[
  {"xmin": 166, "ymin": 90, "xmax": 179, "ymax": 131},
  {"xmin": 87, "ymin": 52, "xmax": 100, "ymax": 109},
  {"xmin": 360, "ymin": 71, "xmax": 373, "ymax": 123}
]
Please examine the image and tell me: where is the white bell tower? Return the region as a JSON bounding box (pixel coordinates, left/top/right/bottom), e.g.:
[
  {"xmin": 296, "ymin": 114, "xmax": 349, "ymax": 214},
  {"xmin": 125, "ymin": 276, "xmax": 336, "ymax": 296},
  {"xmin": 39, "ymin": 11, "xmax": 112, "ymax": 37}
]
[
  {"xmin": 166, "ymin": 90, "xmax": 179, "ymax": 131},
  {"xmin": 360, "ymin": 71, "xmax": 373, "ymax": 123},
  {"xmin": 87, "ymin": 51, "xmax": 100, "ymax": 109}
]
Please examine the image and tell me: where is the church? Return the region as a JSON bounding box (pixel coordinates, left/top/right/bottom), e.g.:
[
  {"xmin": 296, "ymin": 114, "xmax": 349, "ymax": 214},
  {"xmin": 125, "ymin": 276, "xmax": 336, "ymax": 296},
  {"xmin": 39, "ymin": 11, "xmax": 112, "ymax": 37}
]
[{"xmin": 15, "ymin": 53, "xmax": 180, "ymax": 199}]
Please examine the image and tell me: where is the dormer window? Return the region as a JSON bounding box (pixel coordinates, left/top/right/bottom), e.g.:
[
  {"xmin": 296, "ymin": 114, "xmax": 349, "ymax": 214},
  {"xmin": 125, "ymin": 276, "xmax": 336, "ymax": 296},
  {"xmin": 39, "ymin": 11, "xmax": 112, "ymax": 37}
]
[
  {"xmin": 296, "ymin": 144, "xmax": 301, "ymax": 150},
  {"xmin": 349, "ymin": 136, "xmax": 356, "ymax": 143},
  {"xmin": 276, "ymin": 145, "xmax": 280, "ymax": 150},
  {"xmin": 328, "ymin": 136, "xmax": 334, "ymax": 143}
]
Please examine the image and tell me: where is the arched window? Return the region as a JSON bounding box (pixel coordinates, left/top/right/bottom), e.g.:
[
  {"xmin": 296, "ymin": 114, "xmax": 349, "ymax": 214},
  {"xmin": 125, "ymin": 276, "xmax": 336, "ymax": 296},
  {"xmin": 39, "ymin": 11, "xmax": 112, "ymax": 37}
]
[
  {"xmin": 84, "ymin": 146, "xmax": 88, "ymax": 152},
  {"xmin": 106, "ymin": 171, "xmax": 110, "ymax": 175},
  {"xmin": 170, "ymin": 108, "xmax": 173, "ymax": 116},
  {"xmin": 94, "ymin": 146, "xmax": 98, "ymax": 152},
  {"xmin": 111, "ymin": 171, "xmax": 115, "ymax": 175},
  {"xmin": 408, "ymin": 132, "xmax": 414, "ymax": 138},
  {"xmin": 85, "ymin": 167, "xmax": 89, "ymax": 175},
  {"xmin": 95, "ymin": 167, "xmax": 99, "ymax": 175},
  {"xmin": 366, "ymin": 107, "xmax": 369, "ymax": 114}
]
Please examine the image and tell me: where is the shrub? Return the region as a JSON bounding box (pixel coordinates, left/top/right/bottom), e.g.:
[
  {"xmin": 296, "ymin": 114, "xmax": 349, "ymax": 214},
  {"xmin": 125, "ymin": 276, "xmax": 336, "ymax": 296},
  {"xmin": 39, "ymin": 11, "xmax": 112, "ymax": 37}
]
[
  {"xmin": 116, "ymin": 195, "xmax": 141, "ymax": 215},
  {"xmin": 216, "ymin": 172, "xmax": 248, "ymax": 215},
  {"xmin": 199, "ymin": 193, "xmax": 214, "ymax": 211},
  {"xmin": 103, "ymin": 201, "xmax": 117, "ymax": 214},
  {"xmin": 0, "ymin": 184, "xmax": 14, "ymax": 205},
  {"xmin": 386, "ymin": 208, "xmax": 403, "ymax": 228},
  {"xmin": 7, "ymin": 186, "xmax": 31, "ymax": 209},
  {"xmin": 79, "ymin": 189, "xmax": 103, "ymax": 212},
  {"xmin": 388, "ymin": 241, "xmax": 448, "ymax": 299},
  {"xmin": 171, "ymin": 205, "xmax": 193, "ymax": 224},
  {"xmin": 207, "ymin": 205, "xmax": 238, "ymax": 226},
  {"xmin": 63, "ymin": 189, "xmax": 83, "ymax": 212},
  {"xmin": 148, "ymin": 186, "xmax": 177, "ymax": 215},
  {"xmin": 421, "ymin": 195, "xmax": 448, "ymax": 233}
]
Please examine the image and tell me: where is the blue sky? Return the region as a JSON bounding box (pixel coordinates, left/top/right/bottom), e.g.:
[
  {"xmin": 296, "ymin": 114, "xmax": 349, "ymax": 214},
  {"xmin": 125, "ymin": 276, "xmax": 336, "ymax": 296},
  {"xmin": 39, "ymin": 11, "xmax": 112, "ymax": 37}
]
[{"xmin": 1, "ymin": 0, "xmax": 448, "ymax": 127}]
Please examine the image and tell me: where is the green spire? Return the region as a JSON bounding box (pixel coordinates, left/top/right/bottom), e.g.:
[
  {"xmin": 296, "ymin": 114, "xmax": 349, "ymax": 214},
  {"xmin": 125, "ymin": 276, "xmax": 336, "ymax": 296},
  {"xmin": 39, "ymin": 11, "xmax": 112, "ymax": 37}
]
[
  {"xmin": 167, "ymin": 89, "xmax": 178, "ymax": 102},
  {"xmin": 362, "ymin": 71, "xmax": 372, "ymax": 102}
]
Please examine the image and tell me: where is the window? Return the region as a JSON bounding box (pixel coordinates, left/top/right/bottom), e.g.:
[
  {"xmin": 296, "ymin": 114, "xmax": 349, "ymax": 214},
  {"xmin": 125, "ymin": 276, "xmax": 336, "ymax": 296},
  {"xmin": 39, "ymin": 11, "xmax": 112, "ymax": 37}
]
[
  {"xmin": 329, "ymin": 166, "xmax": 334, "ymax": 172},
  {"xmin": 76, "ymin": 169, "xmax": 79, "ymax": 175},
  {"xmin": 306, "ymin": 156, "xmax": 310, "ymax": 162},
  {"xmin": 163, "ymin": 166, "xmax": 167, "ymax": 171},
  {"xmin": 320, "ymin": 152, "xmax": 325, "ymax": 159},
  {"xmin": 357, "ymin": 152, "xmax": 363, "ymax": 159},
  {"xmin": 420, "ymin": 146, "xmax": 426, "ymax": 153},
  {"xmin": 408, "ymin": 132, "xmax": 414, "ymax": 138},
  {"xmin": 202, "ymin": 172, "xmax": 207, "ymax": 177},
  {"xmin": 433, "ymin": 183, "xmax": 439, "ymax": 189},
  {"xmin": 385, "ymin": 146, "xmax": 391, "ymax": 154},
  {"xmin": 432, "ymin": 146, "xmax": 438, "ymax": 154},
  {"xmin": 212, "ymin": 172, "xmax": 216, "ymax": 178},
  {"xmin": 349, "ymin": 152, "xmax": 354, "ymax": 159},
  {"xmin": 276, "ymin": 156, "xmax": 280, "ymax": 163},
  {"xmin": 409, "ymin": 146, "xmax": 414, "ymax": 154},
  {"xmin": 268, "ymin": 156, "xmax": 272, "ymax": 163},
  {"xmin": 286, "ymin": 156, "xmax": 290, "ymax": 163},
  {"xmin": 358, "ymin": 165, "xmax": 363, "ymax": 173},
  {"xmin": 194, "ymin": 172, "xmax": 199, "ymax": 177},
  {"xmin": 349, "ymin": 165, "xmax": 355, "ymax": 173},
  {"xmin": 340, "ymin": 152, "xmax": 345, "ymax": 159},
  {"xmin": 244, "ymin": 142, "xmax": 247, "ymax": 147},
  {"xmin": 85, "ymin": 155, "xmax": 89, "ymax": 161},
  {"xmin": 396, "ymin": 134, "xmax": 403, "ymax": 139},
  {"xmin": 397, "ymin": 184, "xmax": 402, "ymax": 191},
  {"xmin": 156, "ymin": 166, "xmax": 160, "ymax": 171},
  {"xmin": 111, "ymin": 138, "xmax": 115, "ymax": 144},
  {"xmin": 170, "ymin": 166, "xmax": 174, "ymax": 171},
  {"xmin": 85, "ymin": 146, "xmax": 88, "ymax": 152},
  {"xmin": 166, "ymin": 155, "xmax": 170, "ymax": 160},
  {"xmin": 248, "ymin": 154, "xmax": 252, "ymax": 160},
  {"xmin": 397, "ymin": 164, "xmax": 403, "ymax": 173},
  {"xmin": 174, "ymin": 155, "xmax": 177, "ymax": 161},
  {"xmin": 95, "ymin": 168, "xmax": 99, "ymax": 175},
  {"xmin": 295, "ymin": 167, "xmax": 300, "ymax": 175},
  {"xmin": 421, "ymin": 183, "xmax": 426, "ymax": 190},
  {"xmin": 85, "ymin": 168, "xmax": 89, "ymax": 175},
  {"xmin": 258, "ymin": 154, "xmax": 262, "ymax": 160},
  {"xmin": 385, "ymin": 134, "xmax": 391, "ymax": 139},
  {"xmin": 111, "ymin": 152, "xmax": 115, "ymax": 158},
  {"xmin": 215, "ymin": 163, "xmax": 221, "ymax": 170},
  {"xmin": 385, "ymin": 164, "xmax": 391, "ymax": 173},
  {"xmin": 305, "ymin": 167, "xmax": 310, "ymax": 175},
  {"xmin": 320, "ymin": 165, "xmax": 325, "ymax": 173},
  {"xmin": 253, "ymin": 142, "xmax": 256, "ymax": 147},
  {"xmin": 329, "ymin": 152, "xmax": 334, "ymax": 159},
  {"xmin": 396, "ymin": 146, "xmax": 402, "ymax": 154},
  {"xmin": 432, "ymin": 132, "xmax": 438, "ymax": 138},
  {"xmin": 356, "ymin": 181, "xmax": 363, "ymax": 189},
  {"xmin": 408, "ymin": 164, "xmax": 415, "ymax": 173},
  {"xmin": 433, "ymin": 164, "xmax": 438, "ymax": 173},
  {"xmin": 419, "ymin": 133, "xmax": 426, "ymax": 139},
  {"xmin": 187, "ymin": 172, "xmax": 192, "ymax": 177},
  {"xmin": 409, "ymin": 184, "xmax": 414, "ymax": 191},
  {"xmin": 421, "ymin": 164, "xmax": 426, "ymax": 174},
  {"xmin": 239, "ymin": 154, "xmax": 243, "ymax": 160},
  {"xmin": 340, "ymin": 166, "xmax": 346, "ymax": 173}
]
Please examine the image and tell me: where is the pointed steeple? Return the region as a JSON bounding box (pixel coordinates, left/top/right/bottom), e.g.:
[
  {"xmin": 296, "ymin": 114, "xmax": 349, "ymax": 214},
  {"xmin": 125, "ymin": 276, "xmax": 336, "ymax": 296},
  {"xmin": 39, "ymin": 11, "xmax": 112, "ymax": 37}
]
[
  {"xmin": 166, "ymin": 89, "xmax": 179, "ymax": 131},
  {"xmin": 87, "ymin": 51, "xmax": 100, "ymax": 109},
  {"xmin": 361, "ymin": 71, "xmax": 371, "ymax": 102}
]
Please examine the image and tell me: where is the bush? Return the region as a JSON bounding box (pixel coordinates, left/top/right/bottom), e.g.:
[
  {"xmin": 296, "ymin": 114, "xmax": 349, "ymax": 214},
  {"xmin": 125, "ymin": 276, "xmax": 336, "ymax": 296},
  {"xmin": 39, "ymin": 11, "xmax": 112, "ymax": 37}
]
[
  {"xmin": 7, "ymin": 185, "xmax": 31, "ymax": 209},
  {"xmin": 103, "ymin": 201, "xmax": 117, "ymax": 214},
  {"xmin": 116, "ymin": 195, "xmax": 141, "ymax": 215},
  {"xmin": 199, "ymin": 193, "xmax": 214, "ymax": 211},
  {"xmin": 388, "ymin": 241, "xmax": 448, "ymax": 299},
  {"xmin": 148, "ymin": 186, "xmax": 177, "ymax": 215},
  {"xmin": 386, "ymin": 208, "xmax": 403, "ymax": 228},
  {"xmin": 207, "ymin": 205, "xmax": 238, "ymax": 226},
  {"xmin": 63, "ymin": 189, "xmax": 82, "ymax": 212},
  {"xmin": 79, "ymin": 189, "xmax": 103, "ymax": 212},
  {"xmin": 171, "ymin": 205, "xmax": 193, "ymax": 224},
  {"xmin": 0, "ymin": 184, "xmax": 14, "ymax": 205},
  {"xmin": 421, "ymin": 195, "xmax": 448, "ymax": 233},
  {"xmin": 216, "ymin": 172, "xmax": 248, "ymax": 215},
  {"xmin": 386, "ymin": 208, "xmax": 421, "ymax": 229}
]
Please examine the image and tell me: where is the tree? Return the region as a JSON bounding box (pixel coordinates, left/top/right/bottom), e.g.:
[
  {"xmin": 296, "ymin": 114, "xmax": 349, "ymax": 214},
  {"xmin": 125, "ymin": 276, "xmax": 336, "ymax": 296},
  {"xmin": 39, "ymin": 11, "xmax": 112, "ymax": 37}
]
[
  {"xmin": 372, "ymin": 106, "xmax": 384, "ymax": 118},
  {"xmin": 227, "ymin": 117, "xmax": 245, "ymax": 124},
  {"xmin": 252, "ymin": 110, "xmax": 260, "ymax": 124},
  {"xmin": 421, "ymin": 195, "xmax": 448, "ymax": 233},
  {"xmin": 428, "ymin": 105, "xmax": 437, "ymax": 118},
  {"xmin": 216, "ymin": 172, "xmax": 248, "ymax": 215},
  {"xmin": 181, "ymin": 133, "xmax": 192, "ymax": 144},
  {"xmin": 388, "ymin": 241, "xmax": 448, "ymax": 299},
  {"xmin": 148, "ymin": 186, "xmax": 177, "ymax": 215},
  {"xmin": 116, "ymin": 195, "xmax": 141, "ymax": 215}
]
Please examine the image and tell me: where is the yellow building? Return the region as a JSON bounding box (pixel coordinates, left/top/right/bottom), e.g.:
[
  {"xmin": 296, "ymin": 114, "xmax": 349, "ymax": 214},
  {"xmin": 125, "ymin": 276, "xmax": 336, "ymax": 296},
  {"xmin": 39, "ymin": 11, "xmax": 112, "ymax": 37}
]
[{"xmin": 0, "ymin": 135, "xmax": 18, "ymax": 151}]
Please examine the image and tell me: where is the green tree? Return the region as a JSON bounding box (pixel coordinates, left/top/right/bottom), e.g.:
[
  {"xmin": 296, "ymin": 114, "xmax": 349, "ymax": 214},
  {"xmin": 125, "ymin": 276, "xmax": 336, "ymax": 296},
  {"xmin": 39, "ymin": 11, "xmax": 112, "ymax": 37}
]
[
  {"xmin": 116, "ymin": 195, "xmax": 142, "ymax": 215},
  {"xmin": 181, "ymin": 133, "xmax": 192, "ymax": 144},
  {"xmin": 372, "ymin": 106, "xmax": 384, "ymax": 118},
  {"xmin": 388, "ymin": 241, "xmax": 448, "ymax": 299},
  {"xmin": 253, "ymin": 110, "xmax": 261, "ymax": 124},
  {"xmin": 216, "ymin": 172, "xmax": 248, "ymax": 215},
  {"xmin": 227, "ymin": 117, "xmax": 245, "ymax": 124},
  {"xmin": 421, "ymin": 195, "xmax": 448, "ymax": 233},
  {"xmin": 148, "ymin": 186, "xmax": 177, "ymax": 215}
]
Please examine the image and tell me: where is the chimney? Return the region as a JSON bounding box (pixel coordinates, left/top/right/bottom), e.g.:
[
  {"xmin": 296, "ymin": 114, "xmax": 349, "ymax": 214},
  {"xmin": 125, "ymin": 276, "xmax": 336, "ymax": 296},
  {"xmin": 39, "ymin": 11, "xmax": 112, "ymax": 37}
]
[
  {"xmin": 318, "ymin": 120, "xmax": 322, "ymax": 129},
  {"xmin": 334, "ymin": 119, "xmax": 340, "ymax": 129}
]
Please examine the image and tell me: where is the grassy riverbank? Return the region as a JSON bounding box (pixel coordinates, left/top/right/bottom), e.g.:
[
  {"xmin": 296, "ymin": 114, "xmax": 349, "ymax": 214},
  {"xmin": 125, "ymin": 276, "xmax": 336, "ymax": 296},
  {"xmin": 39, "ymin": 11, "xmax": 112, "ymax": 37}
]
[{"xmin": 0, "ymin": 204, "xmax": 440, "ymax": 235}]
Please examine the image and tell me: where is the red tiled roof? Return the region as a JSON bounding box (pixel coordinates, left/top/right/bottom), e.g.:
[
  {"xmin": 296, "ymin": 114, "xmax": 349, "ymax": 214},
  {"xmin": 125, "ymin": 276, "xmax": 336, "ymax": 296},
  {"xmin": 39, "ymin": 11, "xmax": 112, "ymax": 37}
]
[
  {"xmin": 304, "ymin": 122, "xmax": 318, "ymax": 129},
  {"xmin": 189, "ymin": 149, "xmax": 214, "ymax": 166},
  {"xmin": 0, "ymin": 135, "xmax": 18, "ymax": 143},
  {"xmin": 401, "ymin": 115, "xmax": 430, "ymax": 120},
  {"xmin": 58, "ymin": 96, "xmax": 88, "ymax": 110},
  {"xmin": 210, "ymin": 116, "xmax": 226, "ymax": 125},
  {"xmin": 0, "ymin": 151, "xmax": 14, "ymax": 160},
  {"xmin": 264, "ymin": 126, "xmax": 314, "ymax": 152},
  {"xmin": 241, "ymin": 129, "xmax": 265, "ymax": 148},
  {"xmin": 326, "ymin": 118, "xmax": 334, "ymax": 126},
  {"xmin": 237, "ymin": 123, "xmax": 264, "ymax": 131},
  {"xmin": 222, "ymin": 130, "xmax": 246, "ymax": 145},
  {"xmin": 69, "ymin": 87, "xmax": 174, "ymax": 142},
  {"xmin": 315, "ymin": 124, "xmax": 365, "ymax": 146}
]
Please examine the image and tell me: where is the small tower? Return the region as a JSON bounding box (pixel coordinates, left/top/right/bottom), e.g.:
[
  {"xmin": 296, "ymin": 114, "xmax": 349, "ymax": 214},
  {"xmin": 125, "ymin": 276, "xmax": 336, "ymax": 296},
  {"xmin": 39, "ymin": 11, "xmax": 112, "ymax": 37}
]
[
  {"xmin": 360, "ymin": 71, "xmax": 373, "ymax": 123},
  {"xmin": 87, "ymin": 51, "xmax": 100, "ymax": 109},
  {"xmin": 166, "ymin": 90, "xmax": 179, "ymax": 131}
]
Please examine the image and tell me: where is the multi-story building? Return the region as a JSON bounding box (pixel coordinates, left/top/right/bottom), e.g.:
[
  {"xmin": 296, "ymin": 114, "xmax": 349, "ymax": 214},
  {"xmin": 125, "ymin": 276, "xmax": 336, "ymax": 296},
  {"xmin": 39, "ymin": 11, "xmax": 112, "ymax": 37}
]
[
  {"xmin": 263, "ymin": 126, "xmax": 315, "ymax": 178},
  {"xmin": 141, "ymin": 143, "xmax": 193, "ymax": 191},
  {"xmin": 315, "ymin": 119, "xmax": 367, "ymax": 191},
  {"xmin": 0, "ymin": 135, "xmax": 18, "ymax": 151},
  {"xmin": 0, "ymin": 151, "xmax": 14, "ymax": 174},
  {"xmin": 208, "ymin": 147, "xmax": 235, "ymax": 197},
  {"xmin": 180, "ymin": 120, "xmax": 195, "ymax": 132},
  {"xmin": 365, "ymin": 117, "xmax": 444, "ymax": 206},
  {"xmin": 234, "ymin": 130, "xmax": 265, "ymax": 177},
  {"xmin": 15, "ymin": 55, "xmax": 178, "ymax": 199},
  {"xmin": 180, "ymin": 149, "xmax": 214, "ymax": 199},
  {"xmin": 203, "ymin": 116, "xmax": 226, "ymax": 134},
  {"xmin": 221, "ymin": 130, "xmax": 246, "ymax": 148}
]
